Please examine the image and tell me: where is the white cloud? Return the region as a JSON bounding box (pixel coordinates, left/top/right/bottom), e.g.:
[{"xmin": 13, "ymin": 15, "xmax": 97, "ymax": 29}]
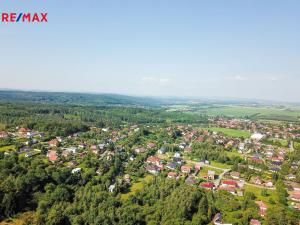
[
  {"xmin": 141, "ymin": 77, "xmax": 171, "ymax": 85},
  {"xmin": 225, "ymin": 75, "xmax": 278, "ymax": 81}
]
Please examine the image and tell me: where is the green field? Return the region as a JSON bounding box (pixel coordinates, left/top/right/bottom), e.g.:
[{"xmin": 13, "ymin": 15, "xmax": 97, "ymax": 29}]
[
  {"xmin": 264, "ymin": 138, "xmax": 289, "ymax": 147},
  {"xmin": 244, "ymin": 184, "xmax": 277, "ymax": 206},
  {"xmin": 210, "ymin": 161, "xmax": 232, "ymax": 169},
  {"xmin": 198, "ymin": 165, "xmax": 223, "ymax": 177},
  {"xmin": 202, "ymin": 127, "xmax": 251, "ymax": 138},
  {"xmin": 120, "ymin": 175, "xmax": 153, "ymax": 200},
  {"xmin": 200, "ymin": 105, "xmax": 300, "ymax": 122},
  {"xmin": 0, "ymin": 145, "xmax": 16, "ymax": 152}
]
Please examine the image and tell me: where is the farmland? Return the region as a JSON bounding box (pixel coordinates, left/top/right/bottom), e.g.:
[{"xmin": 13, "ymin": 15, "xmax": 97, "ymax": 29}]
[
  {"xmin": 199, "ymin": 105, "xmax": 300, "ymax": 122},
  {"xmin": 202, "ymin": 127, "xmax": 251, "ymax": 138}
]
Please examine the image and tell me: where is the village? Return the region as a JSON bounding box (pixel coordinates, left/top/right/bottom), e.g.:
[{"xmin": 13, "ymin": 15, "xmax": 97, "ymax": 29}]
[{"xmin": 1, "ymin": 117, "xmax": 300, "ymax": 225}]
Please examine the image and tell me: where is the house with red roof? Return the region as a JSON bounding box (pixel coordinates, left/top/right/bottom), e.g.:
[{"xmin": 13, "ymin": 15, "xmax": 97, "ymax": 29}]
[
  {"xmin": 147, "ymin": 142, "xmax": 156, "ymax": 149},
  {"xmin": 250, "ymin": 219, "xmax": 261, "ymax": 225},
  {"xmin": 195, "ymin": 162, "xmax": 202, "ymax": 171},
  {"xmin": 0, "ymin": 131, "xmax": 8, "ymax": 138},
  {"xmin": 255, "ymin": 201, "xmax": 267, "ymax": 217},
  {"xmin": 48, "ymin": 139, "xmax": 59, "ymax": 147},
  {"xmin": 200, "ymin": 182, "xmax": 215, "ymax": 190},
  {"xmin": 221, "ymin": 180, "xmax": 238, "ymax": 188},
  {"xmin": 18, "ymin": 127, "xmax": 29, "ymax": 135},
  {"xmin": 167, "ymin": 172, "xmax": 178, "ymax": 179},
  {"xmin": 47, "ymin": 150, "xmax": 58, "ymax": 162},
  {"xmin": 290, "ymin": 191, "xmax": 300, "ymax": 202},
  {"xmin": 146, "ymin": 156, "xmax": 161, "ymax": 166},
  {"xmin": 181, "ymin": 165, "xmax": 192, "ymax": 174}
]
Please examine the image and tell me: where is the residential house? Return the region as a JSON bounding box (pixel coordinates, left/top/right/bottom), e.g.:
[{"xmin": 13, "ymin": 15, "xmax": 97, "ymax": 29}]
[
  {"xmin": 181, "ymin": 165, "xmax": 192, "ymax": 174},
  {"xmin": 146, "ymin": 156, "xmax": 161, "ymax": 166},
  {"xmin": 158, "ymin": 147, "xmax": 166, "ymax": 154},
  {"xmin": 195, "ymin": 162, "xmax": 202, "ymax": 171},
  {"xmin": 230, "ymin": 171, "xmax": 240, "ymax": 180},
  {"xmin": 48, "ymin": 139, "xmax": 59, "ymax": 147},
  {"xmin": 147, "ymin": 142, "xmax": 156, "ymax": 149},
  {"xmin": 185, "ymin": 176, "xmax": 196, "ymax": 185},
  {"xmin": 135, "ymin": 147, "xmax": 146, "ymax": 154},
  {"xmin": 174, "ymin": 152, "xmax": 181, "ymax": 158},
  {"xmin": 255, "ymin": 201, "xmax": 267, "ymax": 217},
  {"xmin": 200, "ymin": 182, "xmax": 215, "ymax": 190},
  {"xmin": 47, "ymin": 150, "xmax": 58, "ymax": 162},
  {"xmin": 0, "ymin": 131, "xmax": 8, "ymax": 138},
  {"xmin": 265, "ymin": 181, "xmax": 273, "ymax": 188},
  {"xmin": 108, "ymin": 184, "xmax": 116, "ymax": 193},
  {"xmin": 146, "ymin": 165, "xmax": 160, "ymax": 175},
  {"xmin": 71, "ymin": 168, "xmax": 81, "ymax": 174},
  {"xmin": 221, "ymin": 180, "xmax": 238, "ymax": 188},
  {"xmin": 124, "ymin": 174, "xmax": 131, "ymax": 184},
  {"xmin": 207, "ymin": 170, "xmax": 215, "ymax": 180},
  {"xmin": 18, "ymin": 127, "xmax": 29, "ymax": 136},
  {"xmin": 290, "ymin": 191, "xmax": 300, "ymax": 202},
  {"xmin": 252, "ymin": 176, "xmax": 263, "ymax": 185},
  {"xmin": 166, "ymin": 162, "xmax": 177, "ymax": 170},
  {"xmin": 167, "ymin": 172, "xmax": 178, "ymax": 179},
  {"xmin": 250, "ymin": 219, "xmax": 261, "ymax": 225}
]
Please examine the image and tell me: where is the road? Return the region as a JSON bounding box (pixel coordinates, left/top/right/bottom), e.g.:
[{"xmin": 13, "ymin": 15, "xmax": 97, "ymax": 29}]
[{"xmin": 185, "ymin": 159, "xmax": 231, "ymax": 186}]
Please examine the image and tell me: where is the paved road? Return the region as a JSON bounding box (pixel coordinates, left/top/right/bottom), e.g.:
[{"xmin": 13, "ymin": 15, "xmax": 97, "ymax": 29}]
[
  {"xmin": 185, "ymin": 159, "xmax": 231, "ymax": 186},
  {"xmin": 244, "ymin": 181, "xmax": 275, "ymax": 190}
]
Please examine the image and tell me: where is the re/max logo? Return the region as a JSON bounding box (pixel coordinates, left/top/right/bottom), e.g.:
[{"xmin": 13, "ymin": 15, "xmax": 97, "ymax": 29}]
[{"xmin": 0, "ymin": 13, "xmax": 48, "ymax": 23}]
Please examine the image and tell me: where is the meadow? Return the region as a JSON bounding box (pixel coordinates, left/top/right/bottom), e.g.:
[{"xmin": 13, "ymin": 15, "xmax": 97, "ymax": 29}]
[
  {"xmin": 120, "ymin": 174, "xmax": 153, "ymax": 200},
  {"xmin": 198, "ymin": 105, "xmax": 300, "ymax": 122},
  {"xmin": 202, "ymin": 127, "xmax": 251, "ymax": 138}
]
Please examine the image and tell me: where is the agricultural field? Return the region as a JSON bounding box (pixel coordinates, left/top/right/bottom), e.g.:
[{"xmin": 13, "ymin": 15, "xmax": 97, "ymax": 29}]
[
  {"xmin": 202, "ymin": 127, "xmax": 251, "ymax": 138},
  {"xmin": 198, "ymin": 105, "xmax": 300, "ymax": 122}
]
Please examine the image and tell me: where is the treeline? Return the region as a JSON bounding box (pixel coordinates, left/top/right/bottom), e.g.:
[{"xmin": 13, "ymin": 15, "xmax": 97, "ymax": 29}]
[
  {"xmin": 0, "ymin": 102, "xmax": 207, "ymax": 137},
  {"xmin": 0, "ymin": 152, "xmax": 299, "ymax": 225}
]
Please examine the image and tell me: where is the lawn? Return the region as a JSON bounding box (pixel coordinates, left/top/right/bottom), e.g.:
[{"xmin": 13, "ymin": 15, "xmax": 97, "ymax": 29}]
[
  {"xmin": 198, "ymin": 166, "xmax": 223, "ymax": 177},
  {"xmin": 120, "ymin": 174, "xmax": 153, "ymax": 200},
  {"xmin": 244, "ymin": 184, "xmax": 277, "ymax": 206},
  {"xmin": 0, "ymin": 145, "xmax": 16, "ymax": 152},
  {"xmin": 202, "ymin": 127, "xmax": 251, "ymax": 138},
  {"xmin": 210, "ymin": 161, "xmax": 232, "ymax": 169},
  {"xmin": 225, "ymin": 150, "xmax": 242, "ymax": 158}
]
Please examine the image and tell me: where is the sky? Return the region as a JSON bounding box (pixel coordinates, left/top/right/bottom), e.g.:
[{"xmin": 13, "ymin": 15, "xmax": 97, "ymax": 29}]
[{"xmin": 0, "ymin": 0, "xmax": 300, "ymax": 102}]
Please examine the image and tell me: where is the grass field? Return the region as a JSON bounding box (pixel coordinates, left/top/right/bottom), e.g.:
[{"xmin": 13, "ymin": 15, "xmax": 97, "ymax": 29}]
[
  {"xmin": 210, "ymin": 161, "xmax": 232, "ymax": 169},
  {"xmin": 0, "ymin": 145, "xmax": 16, "ymax": 152},
  {"xmin": 244, "ymin": 184, "xmax": 277, "ymax": 206},
  {"xmin": 198, "ymin": 166, "xmax": 223, "ymax": 177},
  {"xmin": 199, "ymin": 105, "xmax": 300, "ymax": 122},
  {"xmin": 120, "ymin": 174, "xmax": 153, "ymax": 200},
  {"xmin": 225, "ymin": 150, "xmax": 243, "ymax": 158},
  {"xmin": 202, "ymin": 127, "xmax": 251, "ymax": 138}
]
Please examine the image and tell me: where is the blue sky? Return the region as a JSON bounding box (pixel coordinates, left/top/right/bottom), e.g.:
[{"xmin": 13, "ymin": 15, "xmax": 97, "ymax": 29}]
[{"xmin": 1, "ymin": 0, "xmax": 300, "ymax": 102}]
